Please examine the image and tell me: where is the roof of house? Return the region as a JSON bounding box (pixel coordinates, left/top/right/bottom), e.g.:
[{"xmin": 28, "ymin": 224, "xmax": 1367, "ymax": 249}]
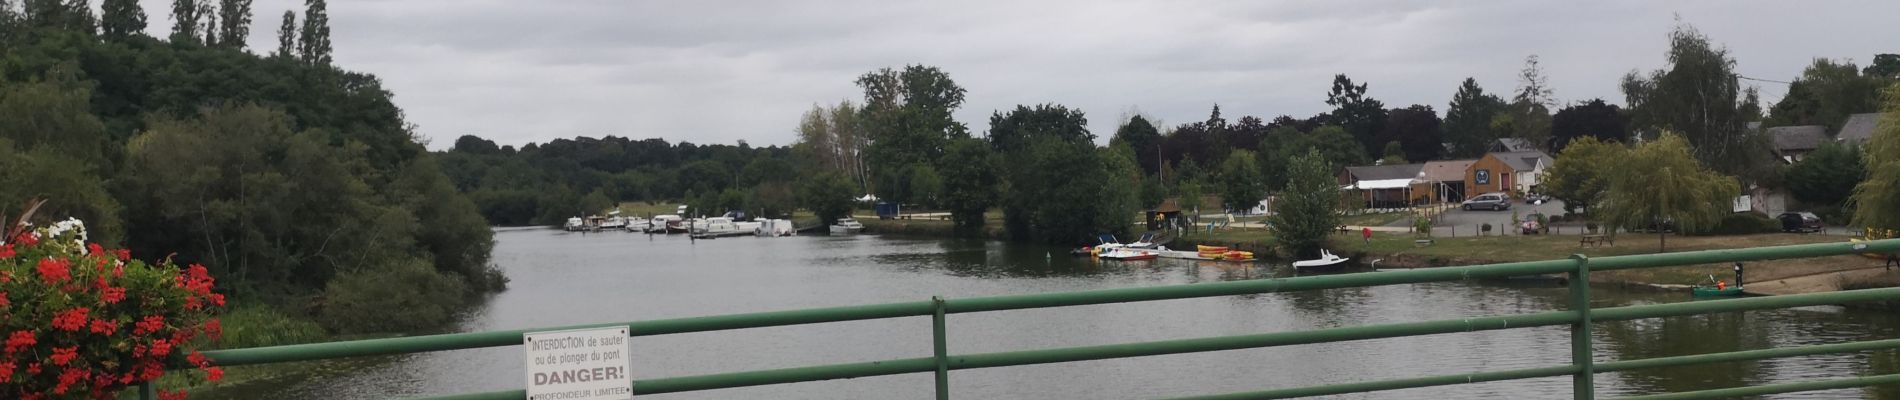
[
  {"xmin": 1343, "ymin": 163, "xmax": 1425, "ymax": 182},
  {"xmin": 1489, "ymin": 151, "xmax": 1553, "ymax": 172},
  {"xmin": 1837, "ymin": 113, "xmax": 1881, "ymax": 145},
  {"xmin": 1420, "ymin": 159, "xmax": 1477, "ymax": 182},
  {"xmin": 1766, "ymin": 125, "xmax": 1828, "ymax": 152},
  {"xmin": 1492, "ymin": 138, "xmax": 1539, "ymax": 152}
]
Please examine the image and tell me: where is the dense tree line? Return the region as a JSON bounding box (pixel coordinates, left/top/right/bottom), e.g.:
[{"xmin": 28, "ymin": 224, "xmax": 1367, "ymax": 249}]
[
  {"xmin": 0, "ymin": 1, "xmax": 495, "ymax": 334},
  {"xmin": 438, "ymin": 135, "xmax": 798, "ymax": 225}
]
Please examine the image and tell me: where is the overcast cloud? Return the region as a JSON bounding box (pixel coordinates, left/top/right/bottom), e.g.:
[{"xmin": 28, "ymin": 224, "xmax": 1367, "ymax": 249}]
[{"xmin": 135, "ymin": 1, "xmax": 1900, "ymax": 149}]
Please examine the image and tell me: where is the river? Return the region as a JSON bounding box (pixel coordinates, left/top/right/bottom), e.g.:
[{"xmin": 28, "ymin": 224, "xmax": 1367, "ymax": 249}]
[{"xmin": 210, "ymin": 228, "xmax": 1900, "ymax": 399}]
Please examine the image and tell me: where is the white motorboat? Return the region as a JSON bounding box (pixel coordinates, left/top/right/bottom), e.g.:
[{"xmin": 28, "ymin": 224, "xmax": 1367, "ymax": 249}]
[
  {"xmin": 563, "ymin": 217, "xmax": 585, "ymax": 232},
  {"xmin": 646, "ymin": 215, "xmax": 681, "ymax": 233},
  {"xmin": 1098, "ymin": 247, "xmax": 1160, "ymax": 261},
  {"xmin": 756, "ymin": 219, "xmax": 795, "ymax": 237},
  {"xmin": 829, "ymin": 218, "xmax": 865, "ymax": 234},
  {"xmin": 1293, "ymin": 250, "xmax": 1351, "ymax": 270},
  {"xmin": 691, "ymin": 217, "xmax": 755, "ymax": 239},
  {"xmin": 624, "ymin": 217, "xmax": 650, "ymax": 232},
  {"xmin": 599, "ymin": 216, "xmax": 628, "ymax": 230}
]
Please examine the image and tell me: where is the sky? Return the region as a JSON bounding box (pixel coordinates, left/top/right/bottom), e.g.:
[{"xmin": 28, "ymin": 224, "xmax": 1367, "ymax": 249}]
[{"xmin": 134, "ymin": 1, "xmax": 1900, "ymax": 150}]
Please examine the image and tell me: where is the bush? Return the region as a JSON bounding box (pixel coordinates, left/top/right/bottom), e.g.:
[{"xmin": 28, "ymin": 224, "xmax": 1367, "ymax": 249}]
[
  {"xmin": 319, "ymin": 259, "xmax": 468, "ymax": 334},
  {"xmin": 1696, "ymin": 212, "xmax": 1781, "ymax": 236},
  {"xmin": 1481, "ymin": 223, "xmax": 1494, "ymax": 235},
  {"xmin": 210, "ymin": 305, "xmax": 327, "ymax": 350},
  {"xmin": 0, "ymin": 218, "xmax": 226, "ymax": 398}
]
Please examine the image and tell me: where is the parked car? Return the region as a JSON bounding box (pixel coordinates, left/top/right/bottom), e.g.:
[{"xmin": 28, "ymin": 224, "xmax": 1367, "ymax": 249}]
[
  {"xmin": 1520, "ymin": 212, "xmax": 1549, "ymax": 235},
  {"xmin": 1523, "ymin": 192, "xmax": 1551, "ymax": 204},
  {"xmin": 1778, "ymin": 212, "xmax": 1823, "ymax": 233},
  {"xmin": 1461, "ymin": 193, "xmax": 1512, "ymax": 211}
]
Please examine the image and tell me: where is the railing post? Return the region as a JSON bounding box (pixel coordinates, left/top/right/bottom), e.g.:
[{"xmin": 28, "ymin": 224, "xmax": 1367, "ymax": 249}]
[
  {"xmin": 139, "ymin": 381, "xmax": 154, "ymax": 400},
  {"xmin": 1568, "ymin": 254, "xmax": 1594, "ymax": 400},
  {"xmin": 933, "ymin": 296, "xmax": 950, "ymax": 400}
]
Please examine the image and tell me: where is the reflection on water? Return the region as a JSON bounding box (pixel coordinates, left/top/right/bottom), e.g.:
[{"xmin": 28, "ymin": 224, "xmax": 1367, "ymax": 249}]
[{"xmin": 203, "ymin": 231, "xmax": 1900, "ymax": 399}]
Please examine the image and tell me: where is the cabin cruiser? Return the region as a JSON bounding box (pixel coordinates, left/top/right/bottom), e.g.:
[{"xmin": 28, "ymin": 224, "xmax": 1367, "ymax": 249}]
[
  {"xmin": 691, "ymin": 217, "xmax": 763, "ymax": 239},
  {"xmin": 599, "ymin": 216, "xmax": 628, "ymax": 230},
  {"xmin": 756, "ymin": 219, "xmax": 795, "ymax": 237},
  {"xmin": 829, "ymin": 218, "xmax": 865, "ymax": 234},
  {"xmin": 646, "ymin": 215, "xmax": 682, "ymax": 233},
  {"xmin": 623, "ymin": 217, "xmax": 650, "ymax": 232},
  {"xmin": 563, "ymin": 217, "xmax": 586, "ymax": 232}
]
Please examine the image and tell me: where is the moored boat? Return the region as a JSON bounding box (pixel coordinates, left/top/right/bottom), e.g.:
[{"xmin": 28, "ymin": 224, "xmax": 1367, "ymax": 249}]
[
  {"xmin": 563, "ymin": 217, "xmax": 586, "ymax": 232},
  {"xmin": 1692, "ymin": 286, "xmax": 1745, "ymax": 297},
  {"xmin": 1293, "ymin": 250, "xmax": 1350, "ymax": 270},
  {"xmin": 830, "ymin": 218, "xmax": 865, "ymax": 234},
  {"xmin": 756, "ymin": 219, "xmax": 795, "ymax": 237},
  {"xmin": 646, "ymin": 215, "xmax": 682, "ymax": 233},
  {"xmin": 1099, "ymin": 248, "xmax": 1159, "ymax": 261}
]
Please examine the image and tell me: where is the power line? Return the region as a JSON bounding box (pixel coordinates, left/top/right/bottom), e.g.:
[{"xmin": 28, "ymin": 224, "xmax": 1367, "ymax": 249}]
[{"xmin": 1735, "ymin": 74, "xmax": 1792, "ymax": 85}]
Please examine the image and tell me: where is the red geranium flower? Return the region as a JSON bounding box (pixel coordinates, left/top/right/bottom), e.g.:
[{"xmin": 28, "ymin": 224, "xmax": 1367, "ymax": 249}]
[
  {"xmin": 114, "ymin": 248, "xmax": 131, "ymax": 261},
  {"xmin": 52, "ymin": 308, "xmax": 91, "ymax": 332},
  {"xmin": 49, "ymin": 346, "xmax": 77, "ymax": 365},
  {"xmin": 102, "ymin": 286, "xmax": 126, "ymax": 304},
  {"xmin": 5, "ymin": 330, "xmax": 36, "ymax": 353},
  {"xmin": 36, "ymin": 257, "xmax": 72, "ymax": 283},
  {"xmin": 0, "ymin": 291, "xmax": 9, "ymax": 308},
  {"xmin": 204, "ymin": 366, "xmax": 224, "ymax": 382},
  {"xmin": 89, "ymin": 319, "xmax": 117, "ymax": 335},
  {"xmin": 0, "ymin": 361, "xmax": 14, "ymax": 382},
  {"xmin": 134, "ymin": 315, "xmax": 165, "ymax": 335},
  {"xmin": 150, "ymin": 339, "xmax": 172, "ymax": 356},
  {"xmin": 158, "ymin": 389, "xmax": 187, "ymax": 400},
  {"xmin": 86, "ymin": 242, "xmax": 103, "ymax": 256},
  {"xmin": 0, "ymin": 243, "xmax": 14, "ymax": 258}
]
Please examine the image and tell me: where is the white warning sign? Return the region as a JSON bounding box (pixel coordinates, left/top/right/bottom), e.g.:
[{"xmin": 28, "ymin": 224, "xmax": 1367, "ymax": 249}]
[{"xmin": 524, "ymin": 327, "xmax": 633, "ymax": 400}]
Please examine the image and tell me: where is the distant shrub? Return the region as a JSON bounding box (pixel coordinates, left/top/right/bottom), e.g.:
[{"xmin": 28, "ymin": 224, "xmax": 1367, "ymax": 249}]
[
  {"xmin": 320, "ymin": 259, "xmax": 468, "ymax": 334},
  {"xmin": 1696, "ymin": 212, "xmax": 1781, "ymax": 236},
  {"xmin": 1481, "ymin": 223, "xmax": 1494, "ymax": 235},
  {"xmin": 212, "ymin": 305, "xmax": 328, "ymax": 350}
]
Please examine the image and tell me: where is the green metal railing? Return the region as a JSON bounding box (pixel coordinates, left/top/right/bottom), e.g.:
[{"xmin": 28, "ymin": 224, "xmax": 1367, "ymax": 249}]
[{"xmin": 147, "ymin": 239, "xmax": 1900, "ymax": 399}]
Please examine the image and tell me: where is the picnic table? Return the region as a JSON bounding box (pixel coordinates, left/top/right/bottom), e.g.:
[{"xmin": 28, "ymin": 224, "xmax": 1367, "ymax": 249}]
[{"xmin": 1580, "ymin": 234, "xmax": 1614, "ymax": 248}]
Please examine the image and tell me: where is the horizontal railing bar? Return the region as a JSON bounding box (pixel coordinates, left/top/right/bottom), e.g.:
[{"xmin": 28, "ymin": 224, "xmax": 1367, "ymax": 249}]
[
  {"xmin": 201, "ymin": 301, "xmax": 937, "ymax": 366},
  {"xmin": 1612, "ymin": 372, "xmax": 1900, "ymax": 400},
  {"xmin": 1156, "ymin": 338, "xmax": 1900, "ymax": 400},
  {"xmin": 1596, "ymin": 338, "xmax": 1900, "ymax": 372},
  {"xmin": 207, "ymin": 239, "xmax": 1900, "ymax": 368},
  {"xmin": 1163, "ymin": 365, "xmax": 1581, "ymax": 400},
  {"xmin": 1591, "ymin": 287, "xmax": 1900, "ymax": 321},
  {"xmin": 413, "ymin": 286, "xmax": 1900, "ymax": 399}
]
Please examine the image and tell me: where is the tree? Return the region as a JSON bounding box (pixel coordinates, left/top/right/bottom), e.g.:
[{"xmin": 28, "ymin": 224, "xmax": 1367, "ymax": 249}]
[
  {"xmin": 200, "ymin": 1, "xmax": 217, "ymax": 46},
  {"xmin": 1620, "ymin": 21, "xmax": 1760, "ymax": 178},
  {"xmin": 908, "ymin": 164, "xmax": 943, "ymax": 208},
  {"xmin": 1379, "ymin": 104, "xmax": 1443, "ymax": 162},
  {"xmin": 1595, "ymin": 133, "xmax": 1739, "ymax": 251},
  {"xmin": 856, "ymin": 65, "xmax": 968, "ymax": 195},
  {"xmin": 797, "ymin": 172, "xmax": 854, "ymax": 226},
  {"xmin": 1260, "ymin": 125, "xmax": 1367, "ymax": 191},
  {"xmin": 1000, "ymin": 137, "xmax": 1106, "ymax": 244},
  {"xmin": 986, "ymin": 103, "xmax": 1091, "ymax": 153},
  {"xmin": 1098, "ymin": 144, "xmax": 1143, "ymax": 237},
  {"xmin": 170, "ymin": 0, "xmax": 205, "ymax": 44},
  {"xmin": 1176, "ymin": 179, "xmax": 1204, "ymax": 217},
  {"xmin": 1219, "ymin": 149, "xmax": 1264, "ymax": 212},
  {"xmin": 938, "ymin": 138, "xmax": 995, "ymax": 235},
  {"xmin": 1865, "ymin": 54, "xmax": 1900, "ymax": 80},
  {"xmin": 1445, "ymin": 78, "xmax": 1508, "ymax": 158},
  {"xmin": 793, "ymin": 101, "xmax": 869, "ymax": 191},
  {"xmin": 298, "ymin": 0, "xmax": 332, "ymax": 65},
  {"xmin": 216, "ymin": 0, "xmax": 253, "ymax": 49},
  {"xmin": 1550, "ymin": 99, "xmax": 1631, "ymax": 154},
  {"xmin": 1541, "ymin": 137, "xmax": 1622, "ymax": 215},
  {"xmin": 1515, "ymin": 55, "xmax": 1556, "ymax": 108},
  {"xmin": 1322, "ymin": 74, "xmax": 1388, "ymax": 156},
  {"xmin": 99, "ymin": 0, "xmax": 147, "ymax": 40},
  {"xmin": 1851, "ymin": 82, "xmax": 1900, "ymax": 230},
  {"xmin": 274, "ymin": 10, "xmax": 295, "ymax": 58},
  {"xmin": 1379, "ymin": 141, "xmax": 1407, "ymax": 165},
  {"xmin": 1785, "ymin": 142, "xmax": 1863, "ymax": 207},
  {"xmin": 1765, "ymin": 58, "xmax": 1885, "ymax": 132},
  {"xmin": 0, "ymin": 74, "xmax": 113, "ymax": 169},
  {"xmin": 1109, "ymin": 115, "xmax": 1163, "ymax": 176},
  {"xmin": 1268, "ymin": 150, "xmax": 1342, "ymax": 259}
]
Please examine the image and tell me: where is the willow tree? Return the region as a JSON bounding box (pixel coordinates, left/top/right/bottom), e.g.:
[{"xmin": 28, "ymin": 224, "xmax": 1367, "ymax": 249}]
[
  {"xmin": 1851, "ymin": 83, "xmax": 1900, "ymax": 232},
  {"xmin": 1595, "ymin": 133, "xmax": 1738, "ymax": 251}
]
